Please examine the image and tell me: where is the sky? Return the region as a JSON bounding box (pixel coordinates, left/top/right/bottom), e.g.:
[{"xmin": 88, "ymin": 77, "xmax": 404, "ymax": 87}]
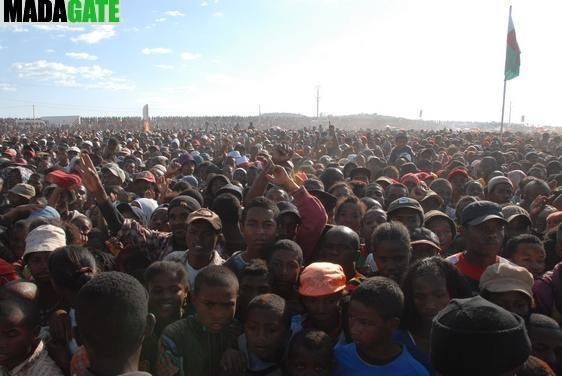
[{"xmin": 0, "ymin": 0, "xmax": 561, "ymax": 126}]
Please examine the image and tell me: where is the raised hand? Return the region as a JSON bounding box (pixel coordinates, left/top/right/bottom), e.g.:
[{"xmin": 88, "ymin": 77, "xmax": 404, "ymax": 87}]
[
  {"xmin": 272, "ymin": 143, "xmax": 293, "ymax": 164},
  {"xmin": 76, "ymin": 153, "xmax": 104, "ymax": 197}
]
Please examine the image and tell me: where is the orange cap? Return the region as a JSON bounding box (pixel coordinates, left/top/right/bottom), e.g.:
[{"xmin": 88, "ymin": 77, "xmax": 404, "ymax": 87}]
[{"xmin": 298, "ymin": 262, "xmax": 346, "ymax": 297}]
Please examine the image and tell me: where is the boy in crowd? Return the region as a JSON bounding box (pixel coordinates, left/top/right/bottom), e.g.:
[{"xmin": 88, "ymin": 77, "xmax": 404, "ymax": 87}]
[
  {"xmin": 447, "ymin": 201, "xmax": 508, "ymax": 291},
  {"xmin": 335, "ymin": 277, "xmax": 428, "ymax": 375},
  {"xmin": 223, "ymin": 293, "xmax": 289, "ymax": 376},
  {"xmin": 237, "ymin": 260, "xmax": 272, "ymax": 322},
  {"xmin": 0, "ymin": 295, "xmax": 64, "ymax": 375},
  {"xmin": 527, "ymin": 313, "xmax": 562, "ymax": 373},
  {"xmin": 318, "ymin": 226, "xmax": 363, "ymax": 288},
  {"xmin": 480, "ymin": 262, "xmax": 535, "ymax": 321},
  {"xmin": 266, "ymin": 240, "xmax": 304, "ymax": 315},
  {"xmin": 503, "ymin": 234, "xmax": 546, "ymax": 278},
  {"xmin": 295, "ymin": 262, "xmax": 347, "ymax": 344},
  {"xmin": 386, "ymin": 197, "xmax": 424, "ymax": 235},
  {"xmin": 285, "ymin": 330, "xmax": 334, "ymax": 376},
  {"xmin": 225, "ymin": 197, "xmax": 279, "ymax": 277},
  {"xmin": 165, "ymin": 208, "xmax": 225, "ymax": 287},
  {"xmin": 156, "ymin": 266, "xmax": 241, "ymax": 376},
  {"xmin": 75, "ymin": 271, "xmax": 155, "ymax": 376}
]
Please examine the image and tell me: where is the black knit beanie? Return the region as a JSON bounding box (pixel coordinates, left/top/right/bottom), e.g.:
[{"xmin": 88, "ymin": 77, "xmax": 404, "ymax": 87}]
[
  {"xmin": 168, "ymin": 195, "xmax": 201, "ymax": 213},
  {"xmin": 431, "ymin": 295, "xmax": 531, "ymax": 376}
]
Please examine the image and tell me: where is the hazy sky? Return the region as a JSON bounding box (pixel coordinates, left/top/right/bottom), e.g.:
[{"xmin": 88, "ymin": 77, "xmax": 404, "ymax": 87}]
[{"xmin": 0, "ymin": 0, "xmax": 560, "ymax": 126}]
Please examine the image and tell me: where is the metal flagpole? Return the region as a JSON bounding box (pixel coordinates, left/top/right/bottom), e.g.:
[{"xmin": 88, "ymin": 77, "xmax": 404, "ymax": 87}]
[{"xmin": 500, "ymin": 6, "xmax": 512, "ymax": 134}]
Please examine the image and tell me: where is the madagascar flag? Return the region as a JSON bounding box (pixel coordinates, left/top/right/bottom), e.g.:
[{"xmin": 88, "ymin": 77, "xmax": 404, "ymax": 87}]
[{"xmin": 505, "ymin": 12, "xmax": 521, "ymax": 81}]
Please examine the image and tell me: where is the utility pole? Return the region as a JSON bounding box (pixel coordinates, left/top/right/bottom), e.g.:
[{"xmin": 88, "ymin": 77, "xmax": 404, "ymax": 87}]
[
  {"xmin": 259, "ymin": 104, "xmax": 261, "ymax": 116},
  {"xmin": 316, "ymin": 86, "xmax": 320, "ymax": 118},
  {"xmin": 32, "ymin": 104, "xmax": 35, "ymax": 120}
]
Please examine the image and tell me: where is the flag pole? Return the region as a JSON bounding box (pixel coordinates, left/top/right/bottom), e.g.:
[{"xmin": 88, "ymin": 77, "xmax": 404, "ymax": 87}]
[{"xmin": 500, "ymin": 5, "xmax": 512, "ymax": 134}]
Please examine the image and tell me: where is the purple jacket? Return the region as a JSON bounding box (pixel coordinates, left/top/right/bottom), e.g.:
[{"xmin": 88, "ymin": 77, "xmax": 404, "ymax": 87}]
[{"xmin": 533, "ymin": 262, "xmax": 562, "ymax": 317}]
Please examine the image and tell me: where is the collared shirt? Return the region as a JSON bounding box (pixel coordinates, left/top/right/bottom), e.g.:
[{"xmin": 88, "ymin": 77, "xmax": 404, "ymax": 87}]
[
  {"xmin": 0, "ymin": 341, "xmax": 64, "ymax": 376},
  {"xmin": 164, "ymin": 250, "xmax": 224, "ymax": 287}
]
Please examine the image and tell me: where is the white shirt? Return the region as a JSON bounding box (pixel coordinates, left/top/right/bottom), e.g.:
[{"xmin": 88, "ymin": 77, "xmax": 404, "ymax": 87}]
[{"xmin": 164, "ymin": 250, "xmax": 225, "ymax": 287}]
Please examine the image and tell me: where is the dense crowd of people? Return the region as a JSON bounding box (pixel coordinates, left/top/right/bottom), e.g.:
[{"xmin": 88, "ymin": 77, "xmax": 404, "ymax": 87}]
[{"xmin": 0, "ymin": 122, "xmax": 562, "ymax": 375}]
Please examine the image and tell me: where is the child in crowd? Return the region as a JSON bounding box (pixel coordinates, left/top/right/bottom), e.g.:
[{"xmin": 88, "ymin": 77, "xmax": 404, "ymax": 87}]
[
  {"xmin": 480, "ymin": 262, "xmax": 535, "ymax": 320},
  {"xmin": 223, "ymin": 293, "xmax": 289, "ymax": 376},
  {"xmin": 141, "ymin": 261, "xmax": 189, "ymax": 373},
  {"xmin": 284, "ymin": 330, "xmax": 334, "ymax": 376},
  {"xmin": 156, "ymin": 266, "xmax": 241, "ymax": 376},
  {"xmin": 527, "ymin": 313, "xmax": 562, "ymax": 373},
  {"xmin": 423, "ymin": 210, "xmax": 456, "ymax": 256},
  {"xmin": 295, "ymin": 262, "xmax": 347, "ymax": 345},
  {"xmin": 75, "ymin": 271, "xmax": 154, "ymax": 376},
  {"xmin": 398, "ymin": 257, "xmax": 472, "ymax": 374},
  {"xmin": 370, "ymin": 222, "xmax": 412, "ymax": 283},
  {"xmin": 335, "ymin": 276, "xmax": 429, "ymax": 375},
  {"xmin": 48, "ymin": 245, "xmax": 97, "ymax": 374},
  {"xmin": 164, "ymin": 208, "xmax": 225, "ymax": 287},
  {"xmin": 318, "ymin": 226, "xmax": 363, "ymax": 288},
  {"xmin": 225, "ymin": 198, "xmax": 279, "ymax": 277},
  {"xmin": 237, "ymin": 260, "xmax": 272, "ymax": 322},
  {"xmin": 503, "ymin": 234, "xmax": 547, "ymax": 277},
  {"xmin": 0, "ymin": 295, "xmax": 64, "ymax": 375},
  {"xmin": 266, "ymin": 240, "xmax": 304, "ymax": 315},
  {"xmin": 334, "ymin": 196, "xmax": 366, "ymax": 234}
]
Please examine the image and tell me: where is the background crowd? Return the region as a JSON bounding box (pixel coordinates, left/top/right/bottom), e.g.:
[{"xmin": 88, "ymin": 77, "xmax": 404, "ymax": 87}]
[{"xmin": 1, "ymin": 121, "xmax": 562, "ymax": 376}]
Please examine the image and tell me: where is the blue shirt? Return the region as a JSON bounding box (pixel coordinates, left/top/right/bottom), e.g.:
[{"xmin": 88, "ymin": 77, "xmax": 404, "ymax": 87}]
[{"xmin": 335, "ymin": 343, "xmax": 429, "ymax": 376}]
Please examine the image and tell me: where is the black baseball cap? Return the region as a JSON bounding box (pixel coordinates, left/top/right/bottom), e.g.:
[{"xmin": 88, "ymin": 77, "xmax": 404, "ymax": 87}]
[{"xmin": 461, "ymin": 200, "xmax": 506, "ymax": 226}]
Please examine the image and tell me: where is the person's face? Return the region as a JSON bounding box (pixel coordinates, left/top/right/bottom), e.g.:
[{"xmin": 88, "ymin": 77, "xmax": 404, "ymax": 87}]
[
  {"xmin": 193, "ymin": 285, "xmax": 237, "ymax": 333},
  {"xmin": 56, "ymin": 149, "xmax": 68, "ymax": 164},
  {"xmin": 489, "ymin": 183, "xmax": 514, "ymax": 204},
  {"xmin": 389, "ymin": 208, "xmax": 421, "ymax": 234},
  {"xmin": 239, "ymin": 275, "xmax": 271, "ymax": 313},
  {"xmin": 233, "ymin": 170, "xmax": 246, "ymax": 184},
  {"xmin": 8, "ymin": 225, "xmax": 27, "ymax": 260},
  {"xmin": 480, "ymin": 160, "xmax": 496, "ymax": 179},
  {"xmin": 241, "ymin": 208, "xmax": 277, "ymax": 254},
  {"xmin": 268, "ymin": 249, "xmax": 301, "ymax": 291},
  {"xmin": 169, "ymin": 206, "xmax": 192, "ymax": 240},
  {"xmin": 348, "ymin": 300, "xmax": 394, "ymax": 350},
  {"xmin": 426, "ymin": 218, "xmax": 454, "ymax": 252},
  {"xmin": 266, "ymin": 189, "xmax": 289, "ymax": 203},
  {"xmin": 0, "ymin": 306, "xmax": 38, "ymax": 370},
  {"xmin": 465, "ymin": 181, "xmax": 484, "ymax": 198},
  {"xmin": 7, "ymin": 193, "xmax": 28, "ymax": 207},
  {"xmin": 148, "ymin": 273, "xmax": 187, "ymax": 324},
  {"xmin": 73, "ymin": 187, "xmax": 87, "ymax": 210},
  {"xmin": 319, "ymin": 232, "xmax": 358, "ymax": 280},
  {"xmin": 462, "ymin": 219, "xmax": 505, "ymax": 258},
  {"xmin": 244, "ymin": 308, "xmax": 287, "ymax": 362},
  {"xmin": 133, "ymin": 180, "xmax": 154, "ymax": 198},
  {"xmin": 277, "ymin": 213, "xmax": 300, "ymax": 241},
  {"xmin": 73, "ymin": 216, "xmax": 92, "ymax": 238},
  {"xmin": 335, "ymin": 203, "xmax": 362, "ymax": 233},
  {"xmin": 361, "ymin": 210, "xmax": 386, "ymax": 244},
  {"xmin": 486, "ymin": 291, "xmax": 531, "ymax": 320},
  {"xmin": 510, "ymin": 243, "xmax": 546, "ymax": 277},
  {"xmin": 506, "ymin": 217, "xmax": 531, "ymax": 239},
  {"xmin": 26, "ymin": 252, "xmax": 50, "ymax": 284},
  {"xmin": 432, "ymin": 184, "xmax": 453, "ymax": 206},
  {"xmin": 330, "ymin": 185, "xmax": 352, "ymax": 198},
  {"xmin": 366, "ymin": 186, "xmax": 384, "ymax": 206},
  {"xmin": 301, "ymin": 293, "xmax": 342, "ymax": 326},
  {"xmin": 286, "ymin": 347, "xmax": 333, "ymax": 376},
  {"xmin": 396, "ymin": 137, "xmax": 407, "ymax": 148},
  {"xmin": 529, "ymin": 326, "xmax": 562, "ymax": 371},
  {"xmin": 451, "ymin": 175, "xmax": 469, "ymax": 192},
  {"xmin": 149, "ymin": 209, "xmax": 170, "ymax": 231},
  {"xmin": 101, "ymin": 171, "xmax": 122, "ymax": 186},
  {"xmin": 385, "ymin": 186, "xmax": 408, "ymax": 206},
  {"xmin": 181, "ymin": 162, "xmax": 195, "ymax": 176},
  {"xmin": 373, "ymin": 240, "xmax": 411, "ymax": 282},
  {"xmin": 522, "ymin": 184, "xmax": 550, "ymax": 210},
  {"xmin": 124, "ymin": 161, "xmax": 136, "ymax": 175},
  {"xmin": 186, "ymin": 220, "xmax": 219, "ymax": 258},
  {"xmin": 412, "ymin": 274, "xmax": 450, "ymax": 324}
]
